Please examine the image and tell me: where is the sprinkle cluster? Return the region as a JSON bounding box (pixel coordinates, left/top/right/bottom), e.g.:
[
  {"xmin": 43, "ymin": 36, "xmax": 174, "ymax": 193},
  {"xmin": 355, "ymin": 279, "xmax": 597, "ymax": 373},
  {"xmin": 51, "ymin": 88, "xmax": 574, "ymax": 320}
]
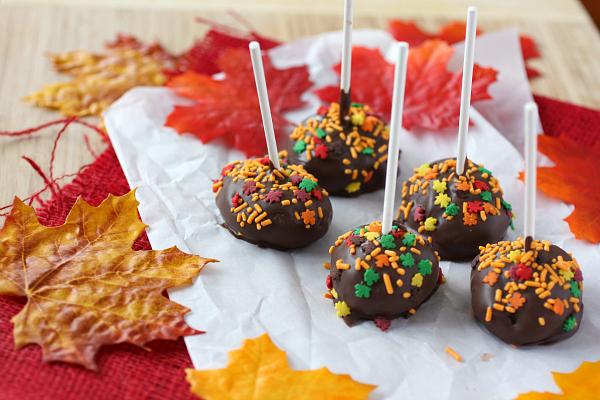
[
  {"xmin": 399, "ymin": 158, "xmax": 513, "ymax": 232},
  {"xmin": 476, "ymin": 238, "xmax": 583, "ymax": 332},
  {"xmin": 324, "ymin": 221, "xmax": 441, "ymax": 320},
  {"xmin": 212, "ymin": 152, "xmax": 329, "ymax": 231},
  {"xmin": 290, "ymin": 102, "xmax": 389, "ymax": 194}
]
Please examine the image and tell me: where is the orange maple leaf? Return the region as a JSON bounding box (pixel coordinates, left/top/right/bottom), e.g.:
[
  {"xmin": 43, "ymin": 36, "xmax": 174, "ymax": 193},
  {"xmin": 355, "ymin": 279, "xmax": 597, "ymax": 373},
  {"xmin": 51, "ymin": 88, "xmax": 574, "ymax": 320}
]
[
  {"xmin": 553, "ymin": 299, "xmax": 565, "ymax": 316},
  {"xmin": 515, "ymin": 360, "xmax": 600, "ymax": 399},
  {"xmin": 186, "ymin": 334, "xmax": 375, "ymax": 400},
  {"xmin": 482, "ymin": 271, "xmax": 498, "ymax": 286},
  {"xmin": 302, "ymin": 209, "xmax": 316, "ymax": 225},
  {"xmin": 0, "ymin": 191, "xmax": 216, "ymax": 370},
  {"xmin": 375, "ymin": 254, "xmax": 390, "ymax": 267},
  {"xmin": 508, "ymin": 292, "xmax": 526, "ymax": 309},
  {"xmin": 463, "ymin": 212, "xmax": 478, "ymax": 226},
  {"xmin": 519, "ymin": 135, "xmax": 600, "ymax": 243}
]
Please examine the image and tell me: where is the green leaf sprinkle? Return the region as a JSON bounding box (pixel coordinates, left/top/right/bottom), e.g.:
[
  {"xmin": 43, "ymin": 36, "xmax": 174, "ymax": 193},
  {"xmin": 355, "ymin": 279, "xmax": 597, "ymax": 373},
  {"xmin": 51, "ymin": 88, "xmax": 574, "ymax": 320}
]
[
  {"xmin": 570, "ymin": 280, "xmax": 581, "ymax": 297},
  {"xmin": 418, "ymin": 259, "xmax": 433, "ymax": 276},
  {"xmin": 298, "ymin": 178, "xmax": 318, "ymax": 192},
  {"xmin": 562, "ymin": 315, "xmax": 577, "ymax": 332},
  {"xmin": 501, "ymin": 199, "xmax": 513, "ymax": 211},
  {"xmin": 479, "ymin": 166, "xmax": 492, "ymax": 176},
  {"xmin": 364, "ymin": 269, "xmax": 380, "ymax": 286},
  {"xmin": 445, "ymin": 203, "xmax": 459, "ymax": 216},
  {"xmin": 380, "ymin": 234, "xmax": 396, "ymax": 249},
  {"xmin": 354, "ymin": 283, "xmax": 371, "ymax": 298},
  {"xmin": 399, "ymin": 253, "xmax": 415, "ymax": 268},
  {"xmin": 402, "ymin": 232, "xmax": 416, "ymax": 246},
  {"xmin": 480, "ymin": 191, "xmax": 492, "ymax": 202},
  {"xmin": 293, "ymin": 140, "xmax": 306, "ymax": 154}
]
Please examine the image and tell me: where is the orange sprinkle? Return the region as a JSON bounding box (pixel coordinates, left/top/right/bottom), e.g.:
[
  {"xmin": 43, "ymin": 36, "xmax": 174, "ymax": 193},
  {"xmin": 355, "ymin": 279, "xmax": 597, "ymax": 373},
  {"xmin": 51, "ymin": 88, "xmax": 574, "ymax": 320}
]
[
  {"xmin": 355, "ymin": 258, "xmax": 362, "ymax": 270},
  {"xmin": 485, "ymin": 307, "xmax": 493, "ymax": 322},
  {"xmin": 383, "ymin": 273, "xmax": 394, "ymax": 294},
  {"xmin": 444, "ymin": 346, "xmax": 463, "ymax": 362}
]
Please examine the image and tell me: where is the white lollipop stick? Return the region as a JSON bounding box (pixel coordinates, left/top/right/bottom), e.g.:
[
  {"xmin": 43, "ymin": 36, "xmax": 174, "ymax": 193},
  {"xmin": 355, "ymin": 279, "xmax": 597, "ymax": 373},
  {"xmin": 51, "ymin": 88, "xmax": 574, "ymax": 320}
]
[
  {"xmin": 523, "ymin": 102, "xmax": 538, "ymax": 239},
  {"xmin": 340, "ymin": 0, "xmax": 353, "ymax": 95},
  {"xmin": 381, "ymin": 42, "xmax": 409, "ymax": 234},
  {"xmin": 455, "ymin": 6, "xmax": 477, "ymax": 175},
  {"xmin": 249, "ymin": 41, "xmax": 281, "ymax": 169}
]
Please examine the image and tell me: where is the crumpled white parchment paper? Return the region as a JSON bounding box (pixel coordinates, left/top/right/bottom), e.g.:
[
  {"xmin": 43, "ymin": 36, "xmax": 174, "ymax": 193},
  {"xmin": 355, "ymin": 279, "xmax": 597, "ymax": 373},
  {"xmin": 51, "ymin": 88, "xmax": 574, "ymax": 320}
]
[{"xmin": 104, "ymin": 29, "xmax": 600, "ymax": 399}]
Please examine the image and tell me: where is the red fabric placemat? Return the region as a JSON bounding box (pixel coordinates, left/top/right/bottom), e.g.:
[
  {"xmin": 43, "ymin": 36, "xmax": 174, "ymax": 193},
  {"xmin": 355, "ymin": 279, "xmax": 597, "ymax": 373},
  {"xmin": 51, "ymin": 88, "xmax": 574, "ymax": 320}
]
[{"xmin": 0, "ymin": 95, "xmax": 598, "ymax": 400}]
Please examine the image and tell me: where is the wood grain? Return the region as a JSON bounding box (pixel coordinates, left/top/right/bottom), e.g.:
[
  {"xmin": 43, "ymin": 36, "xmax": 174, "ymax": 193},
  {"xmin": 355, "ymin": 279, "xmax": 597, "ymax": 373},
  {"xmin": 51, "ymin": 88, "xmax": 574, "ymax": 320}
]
[{"xmin": 1, "ymin": 1, "xmax": 599, "ymax": 208}]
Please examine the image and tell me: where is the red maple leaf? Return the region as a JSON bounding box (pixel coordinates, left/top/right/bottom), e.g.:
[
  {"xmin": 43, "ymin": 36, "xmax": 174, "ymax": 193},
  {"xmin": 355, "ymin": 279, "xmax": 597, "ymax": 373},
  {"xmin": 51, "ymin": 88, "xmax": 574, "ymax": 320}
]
[
  {"xmin": 165, "ymin": 48, "xmax": 312, "ymax": 157},
  {"xmin": 314, "ymin": 144, "xmax": 329, "ymax": 159},
  {"xmin": 388, "ymin": 20, "xmax": 483, "ymax": 47},
  {"xmin": 473, "ymin": 180, "xmax": 490, "ymax": 191},
  {"xmin": 467, "ymin": 201, "xmax": 484, "ymax": 213},
  {"xmin": 374, "ymin": 317, "xmax": 391, "ymax": 332},
  {"xmin": 388, "ymin": 19, "xmax": 541, "ymax": 78},
  {"xmin": 314, "ymin": 41, "xmax": 497, "ymax": 131},
  {"xmin": 510, "ymin": 263, "xmax": 533, "ymax": 282},
  {"xmin": 176, "ymin": 20, "xmax": 280, "ymax": 76},
  {"xmin": 519, "ymin": 134, "xmax": 600, "ymax": 243},
  {"xmin": 294, "ymin": 189, "xmax": 311, "ymax": 202}
]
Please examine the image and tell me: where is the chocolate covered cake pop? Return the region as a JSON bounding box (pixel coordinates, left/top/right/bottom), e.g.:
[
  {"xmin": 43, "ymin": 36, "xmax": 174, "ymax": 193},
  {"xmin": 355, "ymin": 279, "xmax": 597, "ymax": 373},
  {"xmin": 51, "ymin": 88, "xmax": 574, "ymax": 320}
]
[
  {"xmin": 213, "ymin": 153, "xmax": 333, "ymax": 250},
  {"xmin": 288, "ymin": 102, "xmax": 392, "ymax": 196},
  {"xmin": 325, "ymin": 221, "xmax": 442, "ymax": 327},
  {"xmin": 397, "ymin": 158, "xmax": 513, "ymax": 261},
  {"xmin": 471, "ymin": 238, "xmax": 584, "ymax": 345}
]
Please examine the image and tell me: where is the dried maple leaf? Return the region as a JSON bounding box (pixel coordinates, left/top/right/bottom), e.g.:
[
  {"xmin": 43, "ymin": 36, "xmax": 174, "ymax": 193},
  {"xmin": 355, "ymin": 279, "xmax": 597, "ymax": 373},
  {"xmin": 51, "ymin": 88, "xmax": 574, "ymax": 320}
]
[
  {"xmin": 519, "ymin": 134, "xmax": 600, "ymax": 243},
  {"xmin": 515, "ymin": 360, "xmax": 600, "ymax": 399},
  {"xmin": 388, "ymin": 19, "xmax": 541, "ymax": 78},
  {"xmin": 186, "ymin": 334, "xmax": 375, "ymax": 400},
  {"xmin": 0, "ymin": 191, "xmax": 215, "ymax": 370},
  {"xmin": 314, "ymin": 41, "xmax": 497, "ymax": 130},
  {"xmin": 165, "ymin": 48, "xmax": 312, "ymax": 157},
  {"xmin": 25, "ymin": 35, "xmax": 177, "ymax": 117}
]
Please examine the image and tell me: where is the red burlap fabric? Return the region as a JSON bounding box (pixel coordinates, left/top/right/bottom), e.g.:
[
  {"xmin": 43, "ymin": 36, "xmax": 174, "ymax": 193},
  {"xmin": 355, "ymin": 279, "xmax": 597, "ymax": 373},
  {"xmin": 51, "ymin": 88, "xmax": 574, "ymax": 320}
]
[{"xmin": 0, "ymin": 95, "xmax": 598, "ymax": 400}]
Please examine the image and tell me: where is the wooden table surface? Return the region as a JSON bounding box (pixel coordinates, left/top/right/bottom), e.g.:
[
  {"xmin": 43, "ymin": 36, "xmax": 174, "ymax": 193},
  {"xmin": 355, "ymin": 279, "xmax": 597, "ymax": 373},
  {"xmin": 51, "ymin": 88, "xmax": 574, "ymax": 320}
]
[{"xmin": 1, "ymin": 0, "xmax": 599, "ymax": 208}]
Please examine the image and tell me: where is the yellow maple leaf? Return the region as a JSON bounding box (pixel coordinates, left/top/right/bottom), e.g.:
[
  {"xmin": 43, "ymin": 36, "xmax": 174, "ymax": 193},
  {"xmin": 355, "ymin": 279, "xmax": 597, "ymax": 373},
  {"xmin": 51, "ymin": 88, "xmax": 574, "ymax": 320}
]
[
  {"xmin": 186, "ymin": 334, "xmax": 376, "ymax": 400},
  {"xmin": 515, "ymin": 360, "xmax": 600, "ymax": 399},
  {"xmin": 0, "ymin": 191, "xmax": 216, "ymax": 370},
  {"xmin": 25, "ymin": 39, "xmax": 173, "ymax": 117}
]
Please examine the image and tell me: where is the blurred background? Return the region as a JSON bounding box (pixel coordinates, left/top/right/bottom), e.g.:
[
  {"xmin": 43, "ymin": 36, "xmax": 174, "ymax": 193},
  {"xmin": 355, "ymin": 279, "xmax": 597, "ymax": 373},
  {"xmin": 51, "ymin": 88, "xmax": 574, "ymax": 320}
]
[{"xmin": 0, "ymin": 0, "xmax": 599, "ymax": 206}]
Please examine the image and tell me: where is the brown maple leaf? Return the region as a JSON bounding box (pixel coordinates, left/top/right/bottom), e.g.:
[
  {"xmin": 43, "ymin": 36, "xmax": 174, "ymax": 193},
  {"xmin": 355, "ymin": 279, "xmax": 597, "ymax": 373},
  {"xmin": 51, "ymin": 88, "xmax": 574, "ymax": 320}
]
[
  {"xmin": 0, "ymin": 191, "xmax": 215, "ymax": 370},
  {"xmin": 25, "ymin": 35, "xmax": 177, "ymax": 117},
  {"xmin": 519, "ymin": 134, "xmax": 600, "ymax": 243},
  {"xmin": 186, "ymin": 334, "xmax": 376, "ymax": 400},
  {"xmin": 515, "ymin": 360, "xmax": 600, "ymax": 399}
]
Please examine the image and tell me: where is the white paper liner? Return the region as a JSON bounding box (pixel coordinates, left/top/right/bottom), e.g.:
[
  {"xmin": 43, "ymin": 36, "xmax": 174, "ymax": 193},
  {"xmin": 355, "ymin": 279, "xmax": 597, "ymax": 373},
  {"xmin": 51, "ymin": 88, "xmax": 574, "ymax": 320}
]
[{"xmin": 104, "ymin": 29, "xmax": 600, "ymax": 399}]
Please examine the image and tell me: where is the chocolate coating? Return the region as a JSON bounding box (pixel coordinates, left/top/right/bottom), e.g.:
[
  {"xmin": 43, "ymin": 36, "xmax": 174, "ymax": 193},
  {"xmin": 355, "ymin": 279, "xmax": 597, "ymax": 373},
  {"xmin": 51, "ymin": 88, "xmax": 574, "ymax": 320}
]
[
  {"xmin": 327, "ymin": 221, "xmax": 441, "ymax": 327},
  {"xmin": 214, "ymin": 155, "xmax": 333, "ymax": 250},
  {"xmin": 288, "ymin": 102, "xmax": 395, "ymax": 197},
  {"xmin": 471, "ymin": 238, "xmax": 584, "ymax": 346},
  {"xmin": 398, "ymin": 158, "xmax": 512, "ymax": 261}
]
